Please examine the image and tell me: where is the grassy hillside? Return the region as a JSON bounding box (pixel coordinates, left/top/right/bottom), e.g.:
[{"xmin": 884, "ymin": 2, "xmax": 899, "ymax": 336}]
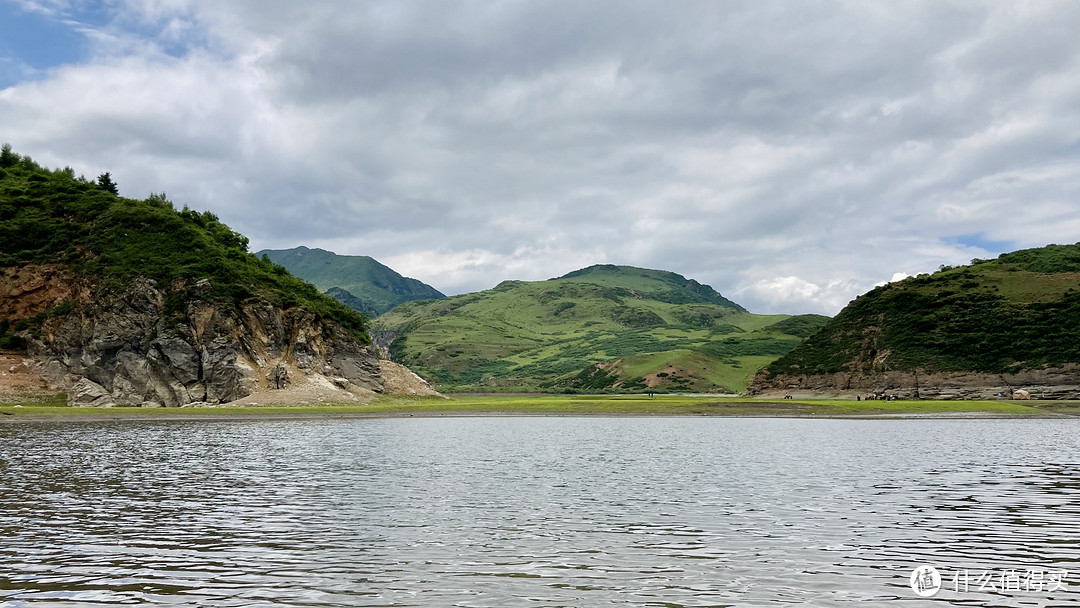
[
  {"xmin": 373, "ymin": 264, "xmax": 828, "ymax": 392},
  {"xmin": 0, "ymin": 145, "xmax": 368, "ymax": 344},
  {"xmin": 257, "ymin": 246, "xmax": 444, "ymax": 315},
  {"xmin": 762, "ymin": 243, "xmax": 1080, "ymax": 379}
]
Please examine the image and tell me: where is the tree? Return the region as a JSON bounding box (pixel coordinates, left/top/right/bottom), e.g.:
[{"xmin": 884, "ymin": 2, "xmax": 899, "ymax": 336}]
[
  {"xmin": 146, "ymin": 192, "xmax": 172, "ymax": 208},
  {"xmin": 97, "ymin": 172, "xmax": 119, "ymax": 194},
  {"xmin": 0, "ymin": 143, "xmax": 18, "ymax": 168}
]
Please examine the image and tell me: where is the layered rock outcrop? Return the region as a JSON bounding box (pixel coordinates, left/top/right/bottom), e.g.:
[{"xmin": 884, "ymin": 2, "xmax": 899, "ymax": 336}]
[
  {"xmin": 7, "ymin": 267, "xmax": 384, "ymax": 407},
  {"xmin": 749, "ymin": 365, "xmax": 1080, "ymax": 400}
]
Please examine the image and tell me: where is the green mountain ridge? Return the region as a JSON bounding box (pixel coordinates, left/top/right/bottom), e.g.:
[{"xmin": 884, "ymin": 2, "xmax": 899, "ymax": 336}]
[
  {"xmin": 758, "ymin": 243, "xmax": 1080, "ymax": 384},
  {"xmin": 257, "ymin": 246, "xmax": 444, "ymax": 315},
  {"xmin": 373, "ymin": 265, "xmax": 828, "ymax": 393}
]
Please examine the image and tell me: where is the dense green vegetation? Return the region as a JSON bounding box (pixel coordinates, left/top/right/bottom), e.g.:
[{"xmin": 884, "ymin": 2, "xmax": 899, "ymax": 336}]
[
  {"xmin": 0, "ymin": 145, "xmax": 369, "ymax": 341},
  {"xmin": 764, "ymin": 244, "xmax": 1080, "ymax": 378},
  {"xmin": 762, "ymin": 314, "xmax": 832, "ymax": 338},
  {"xmin": 258, "ymin": 246, "xmax": 444, "ymax": 315},
  {"xmin": 374, "ymin": 265, "xmax": 823, "ymax": 392},
  {"xmin": 990, "ymin": 243, "xmax": 1080, "ymax": 273},
  {"xmin": 0, "ymin": 320, "xmax": 23, "ymax": 350}
]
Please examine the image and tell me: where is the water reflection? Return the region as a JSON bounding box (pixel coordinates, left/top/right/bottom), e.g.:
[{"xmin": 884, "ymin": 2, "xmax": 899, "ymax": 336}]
[{"xmin": 1, "ymin": 417, "xmax": 1078, "ymax": 606}]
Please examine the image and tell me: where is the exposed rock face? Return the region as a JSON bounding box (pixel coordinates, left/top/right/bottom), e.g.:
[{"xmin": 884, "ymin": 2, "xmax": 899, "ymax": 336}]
[
  {"xmin": 750, "ymin": 365, "xmax": 1080, "ymax": 400},
  {"xmin": 267, "ymin": 362, "xmax": 290, "ymax": 389},
  {"xmin": 68, "ymin": 377, "xmax": 115, "ymax": 407},
  {"xmin": 370, "ymin": 329, "xmax": 399, "ymax": 360},
  {"xmin": 0, "ymin": 264, "xmax": 83, "ymax": 320},
  {"xmin": 8, "ymin": 269, "xmax": 383, "ymax": 407}
]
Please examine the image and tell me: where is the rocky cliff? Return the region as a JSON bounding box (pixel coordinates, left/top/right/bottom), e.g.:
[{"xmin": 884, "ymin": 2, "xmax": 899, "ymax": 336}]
[
  {"xmin": 1, "ymin": 148, "xmax": 408, "ymax": 407},
  {"xmin": 6, "ymin": 264, "xmax": 384, "ymax": 407}
]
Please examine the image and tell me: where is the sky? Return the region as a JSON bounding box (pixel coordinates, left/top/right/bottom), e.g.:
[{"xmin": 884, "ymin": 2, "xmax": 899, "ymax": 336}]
[{"xmin": 2, "ymin": 1, "xmax": 1079, "ymax": 315}]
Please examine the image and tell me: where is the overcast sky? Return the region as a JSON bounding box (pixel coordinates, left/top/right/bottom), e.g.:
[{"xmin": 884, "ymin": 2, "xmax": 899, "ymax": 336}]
[{"xmin": 3, "ymin": 1, "xmax": 1079, "ymax": 314}]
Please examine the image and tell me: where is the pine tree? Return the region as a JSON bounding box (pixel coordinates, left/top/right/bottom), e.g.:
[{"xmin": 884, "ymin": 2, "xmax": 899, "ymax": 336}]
[
  {"xmin": 0, "ymin": 143, "xmax": 18, "ymax": 168},
  {"xmin": 97, "ymin": 172, "xmax": 119, "ymax": 194}
]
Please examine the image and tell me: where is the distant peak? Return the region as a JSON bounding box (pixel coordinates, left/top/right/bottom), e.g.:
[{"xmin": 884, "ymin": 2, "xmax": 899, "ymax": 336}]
[
  {"xmin": 555, "ymin": 264, "xmax": 629, "ymax": 279},
  {"xmin": 552, "ymin": 264, "xmax": 746, "ymax": 311},
  {"xmin": 255, "ymin": 245, "xmax": 444, "ymax": 314}
]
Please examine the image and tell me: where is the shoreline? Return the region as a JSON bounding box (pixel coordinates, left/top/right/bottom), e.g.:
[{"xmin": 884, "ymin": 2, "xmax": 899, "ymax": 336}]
[
  {"xmin": 3, "ymin": 411, "xmax": 1075, "ymax": 423},
  {"xmin": 3, "ymin": 394, "xmax": 1080, "ymax": 422}
]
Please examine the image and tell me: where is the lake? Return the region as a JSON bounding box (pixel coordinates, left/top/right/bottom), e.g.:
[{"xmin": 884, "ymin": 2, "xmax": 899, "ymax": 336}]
[{"xmin": 1, "ymin": 416, "xmax": 1078, "ymax": 607}]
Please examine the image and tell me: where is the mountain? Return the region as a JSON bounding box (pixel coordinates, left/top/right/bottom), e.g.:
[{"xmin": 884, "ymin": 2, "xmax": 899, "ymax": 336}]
[
  {"xmin": 0, "ymin": 145, "xmax": 388, "ymax": 406},
  {"xmin": 372, "ymin": 264, "xmax": 828, "ymax": 392},
  {"xmin": 751, "ymin": 243, "xmax": 1080, "ymax": 399},
  {"xmin": 256, "ymin": 247, "xmax": 444, "ymax": 315}
]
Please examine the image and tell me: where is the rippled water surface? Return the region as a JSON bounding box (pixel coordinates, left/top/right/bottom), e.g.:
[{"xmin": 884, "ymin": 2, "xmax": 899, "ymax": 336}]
[{"xmin": 2, "ymin": 417, "xmax": 1079, "ymax": 607}]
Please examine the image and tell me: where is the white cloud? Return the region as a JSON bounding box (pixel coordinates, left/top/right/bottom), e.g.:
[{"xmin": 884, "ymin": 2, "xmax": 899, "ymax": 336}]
[
  {"xmin": 748, "ymin": 276, "xmax": 823, "ymax": 302},
  {"xmin": 2, "ymin": 0, "xmax": 1079, "ymax": 315},
  {"xmin": 876, "ymin": 272, "xmax": 912, "ymax": 288},
  {"xmin": 736, "ymin": 275, "xmax": 865, "ymax": 317}
]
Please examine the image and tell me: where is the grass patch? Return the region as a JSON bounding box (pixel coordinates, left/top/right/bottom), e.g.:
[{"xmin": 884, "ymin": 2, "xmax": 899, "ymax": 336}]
[
  {"xmin": 0, "ymin": 393, "xmax": 66, "ymax": 407},
  {"xmin": 2, "ymin": 395, "xmax": 1074, "ymax": 419}
]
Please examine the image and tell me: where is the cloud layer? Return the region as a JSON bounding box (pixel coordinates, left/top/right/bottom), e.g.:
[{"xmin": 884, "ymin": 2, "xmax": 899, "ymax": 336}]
[{"xmin": 3, "ymin": 0, "xmax": 1079, "ymax": 314}]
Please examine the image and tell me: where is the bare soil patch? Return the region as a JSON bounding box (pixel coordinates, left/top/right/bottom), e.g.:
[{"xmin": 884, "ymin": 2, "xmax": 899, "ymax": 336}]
[{"xmin": 0, "ymin": 353, "xmax": 54, "ymax": 403}]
